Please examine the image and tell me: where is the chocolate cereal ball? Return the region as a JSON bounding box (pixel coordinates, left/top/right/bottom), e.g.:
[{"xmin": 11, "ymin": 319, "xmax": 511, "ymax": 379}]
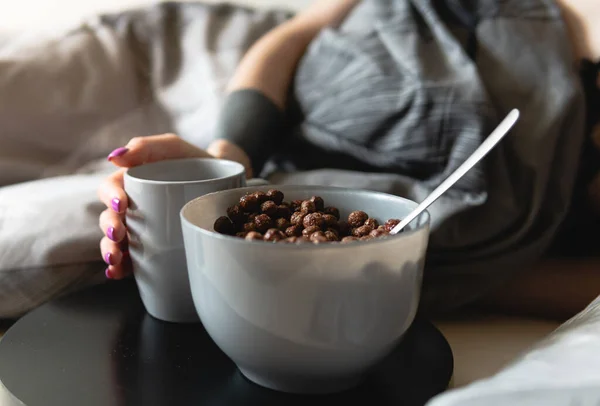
[
  {"xmin": 348, "ymin": 211, "xmax": 369, "ymax": 228},
  {"xmin": 290, "ymin": 200, "xmax": 303, "ymax": 212},
  {"xmin": 364, "ymin": 218, "xmax": 379, "ymax": 229},
  {"xmin": 337, "ymin": 221, "xmax": 351, "ymax": 237},
  {"xmin": 253, "ymin": 191, "xmax": 268, "ymax": 203},
  {"xmin": 341, "ymin": 236, "xmax": 359, "ymax": 243},
  {"xmin": 276, "ymin": 218, "xmax": 291, "ymax": 231},
  {"xmin": 290, "ymin": 211, "xmax": 306, "ymax": 226},
  {"xmin": 325, "ymin": 227, "xmax": 339, "ymax": 237},
  {"xmin": 324, "ymin": 230, "xmax": 339, "ymax": 242},
  {"xmin": 323, "ymin": 206, "xmax": 340, "ymax": 220},
  {"xmin": 369, "ymin": 228, "xmax": 388, "ymax": 238},
  {"xmin": 254, "ymin": 214, "xmax": 273, "ymax": 233},
  {"xmin": 260, "ymin": 200, "xmax": 278, "ymax": 217},
  {"xmin": 239, "ymin": 193, "xmax": 260, "ymax": 213},
  {"xmin": 243, "ymin": 222, "xmax": 258, "ymax": 233},
  {"xmin": 214, "ymin": 216, "xmax": 235, "ymax": 235},
  {"xmin": 286, "ymin": 236, "xmax": 310, "ymax": 243},
  {"xmin": 226, "ymin": 205, "xmax": 246, "ymax": 225},
  {"xmin": 275, "ymin": 205, "xmax": 291, "ymax": 220},
  {"xmin": 384, "ymin": 219, "xmax": 401, "ymax": 232},
  {"xmin": 300, "ymin": 200, "xmax": 316, "ymax": 213},
  {"xmin": 310, "ymin": 232, "xmax": 329, "ymax": 244},
  {"xmin": 285, "ymin": 225, "xmax": 303, "ymax": 237},
  {"xmin": 266, "ymin": 189, "xmax": 284, "ymax": 205},
  {"xmin": 264, "ymin": 228, "xmax": 285, "ymax": 242},
  {"xmin": 303, "ymin": 212, "xmax": 324, "ymax": 229},
  {"xmin": 245, "ymin": 231, "xmax": 263, "ymax": 241},
  {"xmin": 302, "ymin": 226, "xmax": 321, "ymax": 237},
  {"xmin": 309, "ymin": 196, "xmax": 325, "ymax": 212},
  {"xmin": 322, "ymin": 214, "xmax": 338, "ymax": 229},
  {"xmin": 352, "ymin": 225, "xmax": 373, "ymax": 237}
]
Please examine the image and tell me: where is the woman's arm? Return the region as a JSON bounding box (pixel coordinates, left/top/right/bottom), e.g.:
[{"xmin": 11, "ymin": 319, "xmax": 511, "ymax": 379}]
[
  {"xmin": 228, "ymin": 0, "xmax": 362, "ymax": 109},
  {"xmin": 557, "ymin": 0, "xmax": 600, "ymax": 61},
  {"xmin": 211, "ymin": 0, "xmax": 361, "ymax": 176},
  {"xmin": 479, "ymin": 259, "xmax": 600, "ymax": 321}
]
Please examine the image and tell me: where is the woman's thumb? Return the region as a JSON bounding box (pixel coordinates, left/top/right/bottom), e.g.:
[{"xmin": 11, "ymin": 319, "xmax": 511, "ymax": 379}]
[{"xmin": 107, "ymin": 133, "xmax": 212, "ymax": 168}]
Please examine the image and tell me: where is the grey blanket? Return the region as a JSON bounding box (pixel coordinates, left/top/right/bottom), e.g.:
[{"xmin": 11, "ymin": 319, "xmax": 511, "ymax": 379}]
[
  {"xmin": 276, "ymin": 0, "xmax": 587, "ymax": 314},
  {"xmin": 0, "ymin": 0, "xmax": 587, "ymax": 317}
]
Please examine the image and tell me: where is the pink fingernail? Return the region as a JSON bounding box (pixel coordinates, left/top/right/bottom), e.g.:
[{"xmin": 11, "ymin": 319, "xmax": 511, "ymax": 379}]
[
  {"xmin": 104, "ymin": 252, "xmax": 114, "ymax": 265},
  {"xmin": 107, "ymin": 227, "xmax": 117, "ymax": 241},
  {"xmin": 105, "ymin": 268, "xmax": 113, "ymax": 279},
  {"xmin": 107, "ymin": 147, "xmax": 129, "ymax": 161},
  {"xmin": 111, "ymin": 198, "xmax": 121, "ymax": 213}
]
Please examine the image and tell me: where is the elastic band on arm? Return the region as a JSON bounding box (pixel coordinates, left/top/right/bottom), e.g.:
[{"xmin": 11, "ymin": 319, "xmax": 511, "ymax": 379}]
[{"xmin": 215, "ymin": 89, "xmax": 285, "ymax": 177}]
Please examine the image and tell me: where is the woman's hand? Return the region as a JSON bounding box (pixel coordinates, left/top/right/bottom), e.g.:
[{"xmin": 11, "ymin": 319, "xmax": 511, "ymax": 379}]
[{"xmin": 96, "ymin": 134, "xmax": 251, "ymax": 280}]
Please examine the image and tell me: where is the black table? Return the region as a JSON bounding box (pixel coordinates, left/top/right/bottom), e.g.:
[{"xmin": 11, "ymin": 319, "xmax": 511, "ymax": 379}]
[{"xmin": 0, "ymin": 280, "xmax": 453, "ymax": 406}]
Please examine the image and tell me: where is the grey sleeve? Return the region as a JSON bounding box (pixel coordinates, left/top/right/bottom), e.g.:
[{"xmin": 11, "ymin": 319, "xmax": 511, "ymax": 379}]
[{"xmin": 215, "ymin": 89, "xmax": 286, "ymax": 177}]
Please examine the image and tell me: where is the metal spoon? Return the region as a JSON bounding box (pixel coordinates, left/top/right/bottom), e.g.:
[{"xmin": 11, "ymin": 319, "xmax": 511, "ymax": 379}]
[{"xmin": 390, "ymin": 109, "xmax": 520, "ymax": 235}]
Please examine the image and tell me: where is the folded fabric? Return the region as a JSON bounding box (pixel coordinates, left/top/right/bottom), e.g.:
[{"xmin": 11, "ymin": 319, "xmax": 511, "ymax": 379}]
[
  {"xmin": 0, "ymin": 2, "xmax": 292, "ymax": 187},
  {"xmin": 428, "ymin": 296, "xmax": 600, "ymax": 406},
  {"xmin": 0, "ymin": 172, "xmax": 109, "ymax": 317},
  {"xmin": 285, "ymin": 0, "xmax": 587, "ymax": 314}
]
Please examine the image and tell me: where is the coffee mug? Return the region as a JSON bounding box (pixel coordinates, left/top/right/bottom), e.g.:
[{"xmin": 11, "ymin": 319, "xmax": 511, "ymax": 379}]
[{"xmin": 124, "ymin": 158, "xmax": 268, "ymax": 323}]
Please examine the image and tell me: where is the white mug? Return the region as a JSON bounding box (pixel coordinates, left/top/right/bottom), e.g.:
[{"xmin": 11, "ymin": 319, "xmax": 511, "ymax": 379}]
[{"xmin": 124, "ymin": 158, "xmax": 267, "ymax": 323}]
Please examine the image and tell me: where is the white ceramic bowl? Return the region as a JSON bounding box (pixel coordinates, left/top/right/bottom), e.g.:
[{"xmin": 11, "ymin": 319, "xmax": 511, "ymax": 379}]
[{"xmin": 180, "ymin": 186, "xmax": 430, "ymax": 394}]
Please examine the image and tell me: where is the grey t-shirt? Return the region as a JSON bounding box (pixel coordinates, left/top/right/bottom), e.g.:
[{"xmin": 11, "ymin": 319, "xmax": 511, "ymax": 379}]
[{"xmin": 219, "ymin": 0, "xmax": 589, "ymax": 315}]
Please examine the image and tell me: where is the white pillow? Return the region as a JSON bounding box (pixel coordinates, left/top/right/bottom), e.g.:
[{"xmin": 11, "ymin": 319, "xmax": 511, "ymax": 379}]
[{"xmin": 0, "ymin": 172, "xmax": 109, "ymax": 318}]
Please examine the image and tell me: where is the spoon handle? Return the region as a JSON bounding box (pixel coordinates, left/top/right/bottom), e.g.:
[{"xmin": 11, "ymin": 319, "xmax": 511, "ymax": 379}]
[{"xmin": 390, "ymin": 109, "xmax": 520, "ymax": 235}]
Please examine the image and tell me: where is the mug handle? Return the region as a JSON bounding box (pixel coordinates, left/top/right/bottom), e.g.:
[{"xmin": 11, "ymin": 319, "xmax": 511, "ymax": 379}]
[{"xmin": 246, "ymin": 178, "xmax": 270, "ymax": 187}]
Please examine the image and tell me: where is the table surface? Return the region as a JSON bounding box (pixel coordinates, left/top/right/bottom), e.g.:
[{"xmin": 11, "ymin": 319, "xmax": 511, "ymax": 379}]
[
  {"xmin": 0, "ymin": 292, "xmax": 561, "ymax": 391},
  {"xmin": 0, "ymin": 280, "xmax": 453, "ymax": 406}
]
